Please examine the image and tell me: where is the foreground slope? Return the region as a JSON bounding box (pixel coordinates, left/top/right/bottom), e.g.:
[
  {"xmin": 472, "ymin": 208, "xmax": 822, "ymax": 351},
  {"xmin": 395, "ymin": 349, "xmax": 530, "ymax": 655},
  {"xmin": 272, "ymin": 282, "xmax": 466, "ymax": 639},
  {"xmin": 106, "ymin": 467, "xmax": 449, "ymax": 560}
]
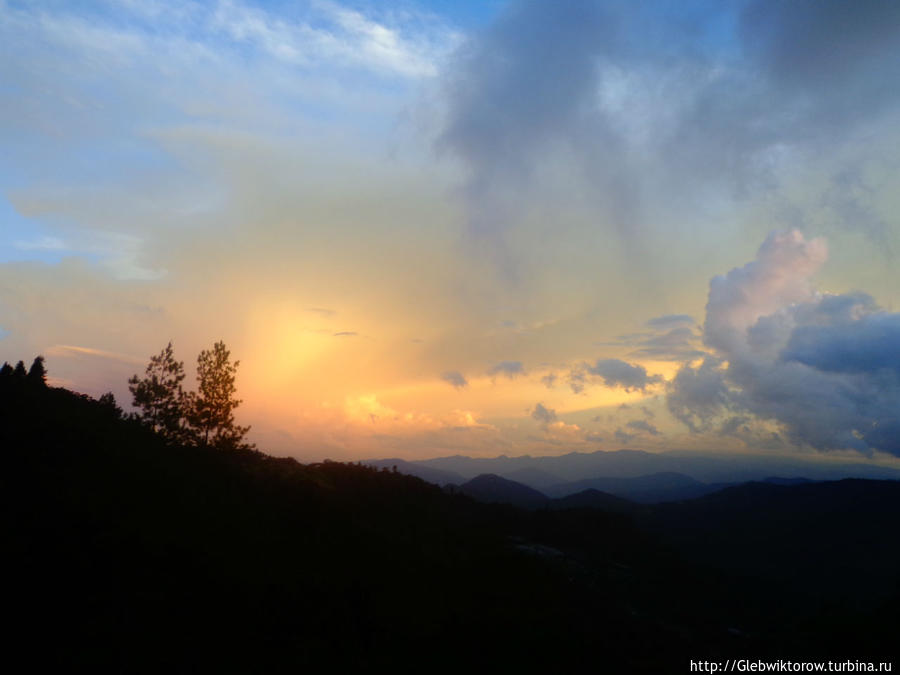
[
  {"xmin": 0, "ymin": 381, "xmax": 688, "ymax": 671},
  {"xmin": 3, "ymin": 379, "xmax": 897, "ymax": 670}
]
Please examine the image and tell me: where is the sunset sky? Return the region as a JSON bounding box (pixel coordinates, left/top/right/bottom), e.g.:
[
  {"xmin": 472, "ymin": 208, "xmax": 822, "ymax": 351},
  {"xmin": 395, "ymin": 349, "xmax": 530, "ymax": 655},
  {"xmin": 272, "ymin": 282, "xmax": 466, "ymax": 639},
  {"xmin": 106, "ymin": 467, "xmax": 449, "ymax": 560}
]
[{"xmin": 3, "ymin": 0, "xmax": 900, "ymax": 463}]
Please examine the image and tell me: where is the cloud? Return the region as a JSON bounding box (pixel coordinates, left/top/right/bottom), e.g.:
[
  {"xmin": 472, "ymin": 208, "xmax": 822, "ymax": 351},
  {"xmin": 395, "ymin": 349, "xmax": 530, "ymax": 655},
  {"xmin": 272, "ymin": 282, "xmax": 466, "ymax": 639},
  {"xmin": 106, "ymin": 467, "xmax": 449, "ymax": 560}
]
[
  {"xmin": 438, "ymin": 1, "xmax": 613, "ymax": 240},
  {"xmin": 561, "ymin": 357, "xmax": 663, "ymax": 394},
  {"xmin": 540, "ymin": 372, "xmax": 557, "ymax": 388},
  {"xmin": 487, "ymin": 360, "xmax": 524, "ymax": 378},
  {"xmin": 821, "ymin": 166, "xmax": 893, "ymax": 249},
  {"xmin": 438, "ymin": 0, "xmax": 900, "ymax": 253},
  {"xmin": 306, "ymin": 307, "xmax": 336, "ymax": 317},
  {"xmin": 666, "ymin": 357, "xmax": 732, "ymax": 433},
  {"xmin": 15, "ymin": 236, "xmax": 66, "ymax": 251},
  {"xmin": 332, "ymin": 331, "xmax": 358, "ymax": 337},
  {"xmin": 586, "ymin": 358, "xmax": 662, "ymax": 391},
  {"xmin": 626, "ymin": 324, "xmax": 704, "ymax": 362},
  {"xmin": 625, "ymin": 419, "xmax": 660, "ymax": 436},
  {"xmin": 781, "ymin": 309, "xmax": 900, "ymax": 375},
  {"xmin": 605, "ymin": 314, "xmax": 705, "ymax": 362},
  {"xmin": 530, "ymin": 402, "xmax": 557, "ymax": 426},
  {"xmin": 567, "ymin": 368, "xmax": 587, "ymax": 394},
  {"xmin": 209, "ymin": 0, "xmax": 454, "ymax": 78},
  {"xmin": 668, "ymin": 229, "xmax": 900, "ymax": 456},
  {"xmin": 441, "ymin": 370, "xmax": 468, "ymax": 389},
  {"xmin": 704, "ymin": 229, "xmax": 828, "ymax": 355},
  {"xmin": 614, "ymin": 428, "xmax": 634, "ymax": 445},
  {"xmin": 741, "ymin": 0, "xmax": 900, "ymax": 102},
  {"xmin": 646, "ymin": 314, "xmax": 694, "ymax": 330},
  {"xmin": 546, "ymin": 420, "xmax": 581, "ymax": 438},
  {"xmin": 719, "ymin": 415, "xmax": 750, "ymax": 437},
  {"xmin": 44, "ymin": 344, "xmax": 145, "ymax": 365}
]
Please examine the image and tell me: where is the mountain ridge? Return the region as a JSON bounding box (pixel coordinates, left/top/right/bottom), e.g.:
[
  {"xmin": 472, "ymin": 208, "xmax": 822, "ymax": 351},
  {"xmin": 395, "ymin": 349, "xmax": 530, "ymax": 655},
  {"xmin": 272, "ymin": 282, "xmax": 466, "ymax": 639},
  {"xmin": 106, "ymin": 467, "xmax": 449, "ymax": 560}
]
[{"xmin": 367, "ymin": 448, "xmax": 900, "ymax": 493}]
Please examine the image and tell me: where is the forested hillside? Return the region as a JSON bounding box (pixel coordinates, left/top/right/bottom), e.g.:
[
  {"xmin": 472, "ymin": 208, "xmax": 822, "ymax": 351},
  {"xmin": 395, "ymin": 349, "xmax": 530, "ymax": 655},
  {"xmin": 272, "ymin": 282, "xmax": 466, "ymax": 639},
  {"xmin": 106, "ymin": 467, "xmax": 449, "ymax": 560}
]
[{"xmin": 3, "ymin": 363, "xmax": 896, "ymax": 671}]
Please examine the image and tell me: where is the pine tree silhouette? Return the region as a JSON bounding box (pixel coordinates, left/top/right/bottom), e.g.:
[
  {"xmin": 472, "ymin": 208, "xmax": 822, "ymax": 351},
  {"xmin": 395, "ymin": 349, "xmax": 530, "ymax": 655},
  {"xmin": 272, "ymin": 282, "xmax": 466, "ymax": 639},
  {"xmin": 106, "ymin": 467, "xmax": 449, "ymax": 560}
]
[
  {"xmin": 128, "ymin": 342, "xmax": 192, "ymax": 445},
  {"xmin": 187, "ymin": 341, "xmax": 252, "ymax": 451},
  {"xmin": 26, "ymin": 356, "xmax": 47, "ymax": 387}
]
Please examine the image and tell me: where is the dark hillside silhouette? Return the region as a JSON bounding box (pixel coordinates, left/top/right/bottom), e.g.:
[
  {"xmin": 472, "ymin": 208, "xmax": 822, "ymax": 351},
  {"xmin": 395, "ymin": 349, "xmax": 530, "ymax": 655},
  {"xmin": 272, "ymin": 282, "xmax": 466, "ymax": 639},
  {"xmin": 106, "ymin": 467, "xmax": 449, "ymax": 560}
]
[{"xmin": 2, "ymin": 355, "xmax": 897, "ymax": 671}]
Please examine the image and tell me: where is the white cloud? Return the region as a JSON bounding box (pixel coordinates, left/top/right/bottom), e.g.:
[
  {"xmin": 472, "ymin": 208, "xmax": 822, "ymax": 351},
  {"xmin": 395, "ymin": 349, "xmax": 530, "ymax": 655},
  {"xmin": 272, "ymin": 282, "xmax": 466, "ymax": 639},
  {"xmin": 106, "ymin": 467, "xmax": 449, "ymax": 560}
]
[
  {"xmin": 210, "ymin": 0, "xmax": 453, "ymax": 78},
  {"xmin": 15, "ymin": 236, "xmax": 66, "ymax": 251},
  {"xmin": 669, "ymin": 230, "xmax": 900, "ymax": 457}
]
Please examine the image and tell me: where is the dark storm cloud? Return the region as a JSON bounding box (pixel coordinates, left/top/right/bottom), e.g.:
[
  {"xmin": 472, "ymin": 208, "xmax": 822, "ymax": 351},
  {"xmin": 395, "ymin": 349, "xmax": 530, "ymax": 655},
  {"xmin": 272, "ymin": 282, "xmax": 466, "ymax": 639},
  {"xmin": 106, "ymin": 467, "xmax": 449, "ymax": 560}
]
[
  {"xmin": 439, "ymin": 0, "xmax": 900, "ymax": 247},
  {"xmin": 741, "ymin": 0, "xmax": 900, "ymax": 98},
  {"xmin": 438, "ymin": 0, "xmax": 616, "ymax": 238}
]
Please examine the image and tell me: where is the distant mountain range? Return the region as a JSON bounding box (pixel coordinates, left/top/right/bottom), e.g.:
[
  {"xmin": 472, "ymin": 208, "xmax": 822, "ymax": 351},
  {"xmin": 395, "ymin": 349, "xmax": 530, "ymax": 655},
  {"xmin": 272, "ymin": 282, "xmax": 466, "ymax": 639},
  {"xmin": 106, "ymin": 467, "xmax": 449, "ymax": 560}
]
[
  {"xmin": 442, "ymin": 471, "xmax": 827, "ymax": 509},
  {"xmin": 365, "ymin": 449, "xmax": 900, "ymax": 504}
]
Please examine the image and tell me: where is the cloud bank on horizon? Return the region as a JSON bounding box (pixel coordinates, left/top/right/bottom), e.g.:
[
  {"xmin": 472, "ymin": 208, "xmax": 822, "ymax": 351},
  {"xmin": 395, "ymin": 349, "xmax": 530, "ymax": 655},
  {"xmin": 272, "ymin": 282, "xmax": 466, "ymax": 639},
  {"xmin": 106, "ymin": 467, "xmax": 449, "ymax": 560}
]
[{"xmin": 2, "ymin": 1, "xmax": 900, "ymax": 461}]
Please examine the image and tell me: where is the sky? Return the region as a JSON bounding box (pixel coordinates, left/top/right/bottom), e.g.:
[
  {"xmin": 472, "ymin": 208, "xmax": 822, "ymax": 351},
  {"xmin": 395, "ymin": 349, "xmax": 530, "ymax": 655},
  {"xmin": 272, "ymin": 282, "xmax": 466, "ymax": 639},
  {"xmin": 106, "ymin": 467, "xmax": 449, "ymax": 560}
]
[{"xmin": 3, "ymin": 0, "xmax": 900, "ymax": 463}]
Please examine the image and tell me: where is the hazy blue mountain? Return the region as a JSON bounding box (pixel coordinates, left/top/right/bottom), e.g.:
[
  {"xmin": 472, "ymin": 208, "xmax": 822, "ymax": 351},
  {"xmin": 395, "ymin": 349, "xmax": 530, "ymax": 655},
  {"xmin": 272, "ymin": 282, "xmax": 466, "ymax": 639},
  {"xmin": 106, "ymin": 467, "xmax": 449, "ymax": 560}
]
[
  {"xmin": 418, "ymin": 450, "xmax": 661, "ymax": 481},
  {"xmin": 456, "ymin": 473, "xmax": 550, "ymax": 509},
  {"xmin": 760, "ymin": 476, "xmax": 815, "ymax": 486},
  {"xmin": 550, "ymin": 489, "xmax": 637, "ymax": 514},
  {"xmin": 546, "ymin": 472, "xmax": 716, "ymax": 503},
  {"xmin": 366, "ymin": 448, "xmax": 900, "ymax": 507},
  {"xmin": 500, "ymin": 466, "xmax": 564, "ymax": 490},
  {"xmin": 401, "ymin": 449, "xmax": 900, "ymax": 485}
]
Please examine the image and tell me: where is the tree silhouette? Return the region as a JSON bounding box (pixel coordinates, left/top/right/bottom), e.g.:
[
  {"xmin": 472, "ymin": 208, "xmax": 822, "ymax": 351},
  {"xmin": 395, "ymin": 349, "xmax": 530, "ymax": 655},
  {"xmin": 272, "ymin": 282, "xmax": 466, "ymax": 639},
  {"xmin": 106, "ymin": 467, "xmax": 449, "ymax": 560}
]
[
  {"xmin": 0, "ymin": 362, "xmax": 13, "ymax": 379},
  {"xmin": 26, "ymin": 356, "xmax": 47, "ymax": 387},
  {"xmin": 128, "ymin": 342, "xmax": 192, "ymax": 445},
  {"xmin": 188, "ymin": 341, "xmax": 252, "ymax": 451},
  {"xmin": 98, "ymin": 392, "xmax": 123, "ymax": 419},
  {"xmin": 13, "ymin": 361, "xmax": 27, "ymax": 379}
]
